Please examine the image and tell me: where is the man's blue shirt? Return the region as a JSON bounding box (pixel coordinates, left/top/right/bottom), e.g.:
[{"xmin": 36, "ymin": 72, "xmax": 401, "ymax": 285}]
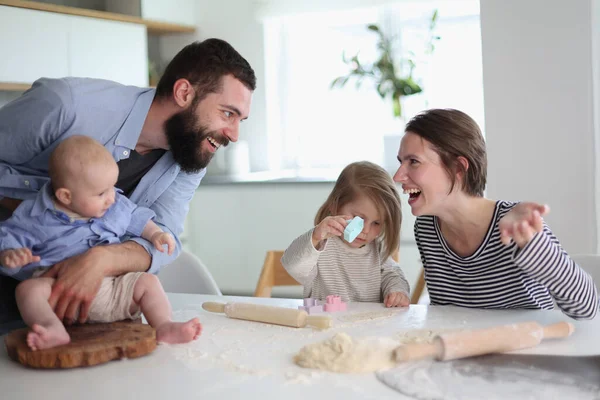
[
  {"xmin": 0, "ymin": 77, "xmax": 206, "ymax": 272},
  {"xmin": 0, "ymin": 183, "xmax": 155, "ymax": 280}
]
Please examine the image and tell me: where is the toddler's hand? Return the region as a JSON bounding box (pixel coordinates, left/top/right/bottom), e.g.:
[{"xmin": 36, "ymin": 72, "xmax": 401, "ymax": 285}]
[
  {"xmin": 151, "ymin": 232, "xmax": 175, "ymax": 255},
  {"xmin": 384, "ymin": 292, "xmax": 410, "ymax": 308},
  {"xmin": 0, "ymin": 248, "xmax": 40, "ymax": 269},
  {"xmin": 312, "ymin": 215, "xmax": 352, "ymax": 248}
]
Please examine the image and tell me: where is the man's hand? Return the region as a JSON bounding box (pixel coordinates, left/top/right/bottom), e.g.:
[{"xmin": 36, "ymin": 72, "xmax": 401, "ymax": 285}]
[
  {"xmin": 42, "ymin": 246, "xmax": 108, "ymax": 324},
  {"xmin": 0, "ymin": 248, "xmax": 40, "ymax": 268},
  {"xmin": 384, "ymin": 292, "xmax": 410, "ymax": 308},
  {"xmin": 40, "ymin": 241, "xmax": 151, "ymax": 324}
]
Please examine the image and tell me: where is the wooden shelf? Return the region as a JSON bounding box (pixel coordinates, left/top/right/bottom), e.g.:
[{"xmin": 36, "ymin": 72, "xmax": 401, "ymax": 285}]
[
  {"xmin": 0, "ymin": 82, "xmax": 31, "ymax": 92},
  {"xmin": 0, "ymin": 0, "xmax": 196, "ymax": 35},
  {"xmin": 0, "ymin": 82, "xmax": 159, "ymax": 92}
]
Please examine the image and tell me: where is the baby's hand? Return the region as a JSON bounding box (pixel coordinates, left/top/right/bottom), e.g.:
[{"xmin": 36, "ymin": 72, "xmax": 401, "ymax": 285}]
[
  {"xmin": 151, "ymin": 232, "xmax": 175, "ymax": 255},
  {"xmin": 384, "ymin": 292, "xmax": 410, "ymax": 308},
  {"xmin": 312, "ymin": 215, "xmax": 352, "ymax": 248},
  {"xmin": 0, "ymin": 248, "xmax": 41, "ymax": 269}
]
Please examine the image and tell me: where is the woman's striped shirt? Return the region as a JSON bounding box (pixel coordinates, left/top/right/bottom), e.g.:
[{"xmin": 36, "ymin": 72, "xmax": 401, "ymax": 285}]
[{"xmin": 415, "ymin": 200, "xmax": 598, "ymax": 319}]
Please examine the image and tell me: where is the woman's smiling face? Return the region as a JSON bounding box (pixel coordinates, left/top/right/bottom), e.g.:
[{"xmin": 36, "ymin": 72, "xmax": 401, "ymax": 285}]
[{"xmin": 393, "ymin": 132, "xmax": 455, "ymax": 216}]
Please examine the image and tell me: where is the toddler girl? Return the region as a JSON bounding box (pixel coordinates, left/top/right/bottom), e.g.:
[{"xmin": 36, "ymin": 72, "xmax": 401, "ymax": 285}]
[{"xmin": 282, "ymin": 161, "xmax": 410, "ymax": 307}]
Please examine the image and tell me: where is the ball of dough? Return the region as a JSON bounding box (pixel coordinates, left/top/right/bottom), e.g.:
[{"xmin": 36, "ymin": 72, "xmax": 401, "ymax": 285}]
[{"xmin": 294, "ymin": 332, "xmax": 398, "ymax": 373}]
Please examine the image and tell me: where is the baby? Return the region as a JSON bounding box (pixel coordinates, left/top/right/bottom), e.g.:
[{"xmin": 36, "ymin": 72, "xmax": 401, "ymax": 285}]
[{"xmin": 0, "ymin": 135, "xmax": 202, "ymax": 350}]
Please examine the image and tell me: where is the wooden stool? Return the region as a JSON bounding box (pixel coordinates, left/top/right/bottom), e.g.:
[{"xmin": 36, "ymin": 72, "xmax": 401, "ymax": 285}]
[{"xmin": 254, "ymin": 250, "xmax": 300, "ymax": 297}]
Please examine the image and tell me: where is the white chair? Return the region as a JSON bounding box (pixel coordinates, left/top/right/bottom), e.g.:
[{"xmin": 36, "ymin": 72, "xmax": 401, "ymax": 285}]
[
  {"xmin": 158, "ymin": 250, "xmax": 222, "ymax": 295},
  {"xmin": 570, "ymin": 254, "xmax": 600, "ymax": 290}
]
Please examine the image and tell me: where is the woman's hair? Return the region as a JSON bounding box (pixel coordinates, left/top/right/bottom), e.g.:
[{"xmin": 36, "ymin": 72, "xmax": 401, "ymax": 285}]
[
  {"xmin": 405, "ymin": 108, "xmax": 487, "ymax": 197},
  {"xmin": 314, "ymin": 161, "xmax": 402, "ymax": 260}
]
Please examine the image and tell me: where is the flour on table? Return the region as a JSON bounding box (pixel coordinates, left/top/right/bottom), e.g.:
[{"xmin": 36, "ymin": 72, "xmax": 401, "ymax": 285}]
[
  {"xmin": 285, "ymin": 370, "xmax": 322, "ymax": 385},
  {"xmin": 294, "ymin": 332, "xmax": 398, "ymax": 373},
  {"xmin": 220, "ymin": 360, "xmax": 274, "ymax": 377},
  {"xmin": 338, "ymin": 310, "xmax": 401, "ymax": 323}
]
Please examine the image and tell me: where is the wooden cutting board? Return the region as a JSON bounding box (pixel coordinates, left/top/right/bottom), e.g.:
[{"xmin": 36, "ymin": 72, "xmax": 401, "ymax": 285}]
[{"xmin": 4, "ymin": 320, "xmax": 156, "ymax": 369}]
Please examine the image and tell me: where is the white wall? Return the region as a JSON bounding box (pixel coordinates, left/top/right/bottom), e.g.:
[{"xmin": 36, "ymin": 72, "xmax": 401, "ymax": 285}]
[
  {"xmin": 185, "ymin": 184, "xmax": 331, "ymax": 297},
  {"xmin": 158, "ymin": 0, "xmax": 268, "ymax": 172},
  {"xmin": 481, "ymin": 0, "xmax": 598, "ymax": 254},
  {"xmin": 593, "ymin": 0, "xmax": 600, "ymax": 254}
]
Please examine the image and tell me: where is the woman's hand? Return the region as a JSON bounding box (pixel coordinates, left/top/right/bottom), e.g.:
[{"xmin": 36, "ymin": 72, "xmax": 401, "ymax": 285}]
[
  {"xmin": 499, "ymin": 202, "xmax": 549, "ymax": 248},
  {"xmin": 311, "ymin": 215, "xmax": 352, "ymax": 248}
]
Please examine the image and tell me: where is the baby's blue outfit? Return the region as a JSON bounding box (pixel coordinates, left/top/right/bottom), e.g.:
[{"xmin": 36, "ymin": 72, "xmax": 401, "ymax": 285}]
[{"xmin": 0, "ymin": 182, "xmax": 155, "ymax": 280}]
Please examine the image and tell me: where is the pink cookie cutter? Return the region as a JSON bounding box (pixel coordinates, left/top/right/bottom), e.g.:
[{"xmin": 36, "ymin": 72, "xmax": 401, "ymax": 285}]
[{"xmin": 323, "ymin": 295, "xmax": 347, "ymax": 312}]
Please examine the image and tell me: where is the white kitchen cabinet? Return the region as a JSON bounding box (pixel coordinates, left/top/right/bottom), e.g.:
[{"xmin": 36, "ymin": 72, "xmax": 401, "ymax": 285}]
[
  {"xmin": 0, "ymin": 1, "xmax": 195, "ymax": 91},
  {"xmin": 141, "ymin": 0, "xmax": 196, "ymax": 26},
  {"xmin": 106, "ymin": 0, "xmax": 197, "ymax": 27},
  {"xmin": 68, "ymin": 16, "xmax": 148, "ymax": 86},
  {"xmin": 0, "ymin": 6, "xmax": 69, "ymax": 83}
]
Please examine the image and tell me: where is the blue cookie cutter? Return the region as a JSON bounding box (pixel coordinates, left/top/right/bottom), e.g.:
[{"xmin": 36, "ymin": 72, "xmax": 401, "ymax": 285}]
[{"xmin": 344, "ymin": 216, "xmax": 364, "ymax": 242}]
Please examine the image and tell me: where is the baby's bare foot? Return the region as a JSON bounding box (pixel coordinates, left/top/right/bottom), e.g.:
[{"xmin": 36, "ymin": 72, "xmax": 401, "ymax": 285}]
[
  {"xmin": 26, "ymin": 323, "xmax": 70, "ymax": 351},
  {"xmin": 156, "ymin": 318, "xmax": 202, "ymax": 344}
]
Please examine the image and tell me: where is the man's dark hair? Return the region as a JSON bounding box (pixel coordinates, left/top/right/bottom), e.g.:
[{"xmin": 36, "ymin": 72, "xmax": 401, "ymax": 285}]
[{"xmin": 156, "ymin": 38, "xmax": 256, "ymax": 101}]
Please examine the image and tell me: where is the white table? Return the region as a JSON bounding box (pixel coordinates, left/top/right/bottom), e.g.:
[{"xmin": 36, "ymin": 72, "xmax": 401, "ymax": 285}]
[{"xmin": 1, "ymin": 294, "xmax": 599, "ymax": 400}]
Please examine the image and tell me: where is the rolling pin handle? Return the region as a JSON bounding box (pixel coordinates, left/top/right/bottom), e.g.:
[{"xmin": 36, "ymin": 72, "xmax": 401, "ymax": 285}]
[
  {"xmin": 542, "ymin": 321, "xmax": 575, "ymax": 339},
  {"xmin": 394, "ymin": 338, "xmax": 444, "ymax": 362},
  {"xmin": 201, "ymin": 302, "xmax": 226, "ymax": 313},
  {"xmin": 305, "ymin": 315, "xmax": 333, "ymax": 329}
]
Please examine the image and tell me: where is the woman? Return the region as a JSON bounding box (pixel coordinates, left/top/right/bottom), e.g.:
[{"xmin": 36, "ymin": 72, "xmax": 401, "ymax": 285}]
[{"xmin": 394, "ymin": 108, "xmax": 597, "ymax": 319}]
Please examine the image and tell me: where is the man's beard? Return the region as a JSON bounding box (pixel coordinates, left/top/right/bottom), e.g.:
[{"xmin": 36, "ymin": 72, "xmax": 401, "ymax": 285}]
[{"xmin": 165, "ymin": 106, "xmax": 228, "ymax": 173}]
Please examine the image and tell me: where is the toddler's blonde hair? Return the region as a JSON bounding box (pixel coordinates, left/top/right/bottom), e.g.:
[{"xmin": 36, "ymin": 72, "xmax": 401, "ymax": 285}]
[{"xmin": 314, "ymin": 161, "xmax": 402, "ymax": 261}]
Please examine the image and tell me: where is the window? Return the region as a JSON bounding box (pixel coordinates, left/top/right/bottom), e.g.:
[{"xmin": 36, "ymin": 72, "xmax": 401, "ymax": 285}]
[{"xmin": 262, "ymin": 1, "xmax": 483, "ymax": 174}]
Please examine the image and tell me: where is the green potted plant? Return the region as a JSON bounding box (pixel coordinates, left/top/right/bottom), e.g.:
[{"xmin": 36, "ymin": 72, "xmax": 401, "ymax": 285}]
[{"xmin": 331, "ymin": 10, "xmax": 439, "ymax": 118}]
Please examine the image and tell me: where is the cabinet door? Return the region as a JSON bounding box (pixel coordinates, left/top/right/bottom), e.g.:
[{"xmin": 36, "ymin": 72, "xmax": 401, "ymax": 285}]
[
  {"xmin": 0, "ymin": 6, "xmax": 69, "ymax": 83},
  {"xmin": 141, "ymin": 0, "xmax": 196, "ymax": 26},
  {"xmin": 68, "ymin": 16, "xmax": 148, "ymax": 87}
]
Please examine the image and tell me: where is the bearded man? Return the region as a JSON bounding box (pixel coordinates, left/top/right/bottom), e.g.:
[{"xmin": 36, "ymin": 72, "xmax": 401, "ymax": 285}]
[{"xmin": 0, "ymin": 38, "xmax": 256, "ymax": 331}]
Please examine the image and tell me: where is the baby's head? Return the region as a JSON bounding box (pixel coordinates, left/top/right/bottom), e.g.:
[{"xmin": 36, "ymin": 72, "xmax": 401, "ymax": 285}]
[
  {"xmin": 48, "ymin": 135, "xmax": 118, "ymax": 218},
  {"xmin": 315, "ymin": 161, "xmax": 402, "ymax": 259}
]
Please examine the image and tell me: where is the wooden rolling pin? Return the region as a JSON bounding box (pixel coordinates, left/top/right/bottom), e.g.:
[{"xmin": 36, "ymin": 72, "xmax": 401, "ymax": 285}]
[
  {"xmin": 395, "ymin": 321, "xmax": 574, "ymax": 362},
  {"xmin": 202, "ymin": 302, "xmax": 332, "ymax": 329}
]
